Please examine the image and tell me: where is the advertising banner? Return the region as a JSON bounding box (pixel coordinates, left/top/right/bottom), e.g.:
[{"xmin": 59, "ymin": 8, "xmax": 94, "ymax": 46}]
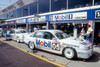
[
  {"xmin": 16, "ymin": 19, "xmax": 26, "ymax": 23},
  {"xmin": 27, "ymin": 16, "xmax": 47, "ymax": 23},
  {"xmin": 95, "ymin": 10, "xmax": 100, "ymax": 19},
  {"xmin": 27, "ymin": 17, "xmax": 35, "ymax": 23},
  {"xmin": 49, "ymin": 12, "xmax": 87, "ymax": 21},
  {"xmin": 8, "ymin": 20, "xmax": 15, "ymax": 24},
  {"xmin": 35, "ymin": 16, "xmax": 46, "ymax": 22}
]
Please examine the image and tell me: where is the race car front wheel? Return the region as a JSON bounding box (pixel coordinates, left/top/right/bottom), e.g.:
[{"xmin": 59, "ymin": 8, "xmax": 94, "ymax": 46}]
[
  {"xmin": 64, "ymin": 47, "xmax": 77, "ymax": 60},
  {"xmin": 29, "ymin": 42, "xmax": 35, "ymax": 50}
]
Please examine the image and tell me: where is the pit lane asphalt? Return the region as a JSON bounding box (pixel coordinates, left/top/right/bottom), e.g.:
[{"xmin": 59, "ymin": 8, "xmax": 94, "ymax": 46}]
[
  {"xmin": 0, "ymin": 37, "xmax": 100, "ymax": 67},
  {"xmin": 0, "ymin": 41, "xmax": 65, "ymax": 67}
]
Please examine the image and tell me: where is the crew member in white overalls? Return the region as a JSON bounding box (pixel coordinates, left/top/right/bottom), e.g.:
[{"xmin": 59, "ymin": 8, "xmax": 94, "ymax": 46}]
[
  {"xmin": 79, "ymin": 27, "xmax": 85, "ymax": 40},
  {"xmin": 73, "ymin": 25, "xmax": 77, "ymax": 39}
]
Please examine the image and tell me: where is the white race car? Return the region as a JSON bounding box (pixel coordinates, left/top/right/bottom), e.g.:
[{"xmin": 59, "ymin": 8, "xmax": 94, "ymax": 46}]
[
  {"xmin": 24, "ymin": 30, "xmax": 93, "ymax": 59},
  {"xmin": 11, "ymin": 29, "xmax": 28, "ymax": 43},
  {"xmin": 0, "ymin": 28, "xmax": 3, "ymax": 37}
]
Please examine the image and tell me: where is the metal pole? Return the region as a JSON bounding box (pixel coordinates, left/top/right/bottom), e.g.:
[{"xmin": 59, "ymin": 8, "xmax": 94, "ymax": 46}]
[
  {"xmin": 22, "ymin": 7, "xmax": 23, "ymax": 17},
  {"xmin": 47, "ymin": 22, "xmax": 50, "ymax": 30},
  {"xmin": 92, "ymin": 0, "xmax": 94, "ymax": 6},
  {"xmin": 67, "ymin": 0, "xmax": 68, "ymax": 9},
  {"xmin": 28, "ymin": 4, "xmax": 30, "ymax": 15},
  {"xmin": 91, "ymin": 20, "xmax": 95, "ymax": 45},
  {"xmin": 28, "ymin": 4, "xmax": 30, "ymax": 33},
  {"xmin": 26, "ymin": 23, "xmax": 29, "ymax": 32},
  {"xmin": 16, "ymin": 8, "xmax": 18, "ymax": 18},
  {"xmin": 53, "ymin": 22, "xmax": 56, "ymax": 30},
  {"xmin": 37, "ymin": 0, "xmax": 39, "ymax": 14},
  {"xmin": 28, "ymin": 20, "xmax": 30, "ymax": 33},
  {"xmin": 49, "ymin": 0, "xmax": 51, "ymax": 12}
]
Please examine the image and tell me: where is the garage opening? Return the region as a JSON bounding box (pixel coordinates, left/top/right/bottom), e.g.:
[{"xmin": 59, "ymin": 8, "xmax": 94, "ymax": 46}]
[
  {"xmin": 94, "ymin": 22, "xmax": 100, "ymax": 45},
  {"xmin": 29, "ymin": 23, "xmax": 47, "ymax": 32},
  {"xmin": 16, "ymin": 24, "xmax": 26, "ymax": 29},
  {"xmin": 52, "ymin": 22, "xmax": 88, "ymax": 37}
]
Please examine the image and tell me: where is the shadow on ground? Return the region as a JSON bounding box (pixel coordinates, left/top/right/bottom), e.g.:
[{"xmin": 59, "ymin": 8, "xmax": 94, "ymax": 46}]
[
  {"xmin": 85, "ymin": 51, "xmax": 100, "ymax": 62},
  {"xmin": 74, "ymin": 51, "xmax": 100, "ymax": 62},
  {"xmin": 33, "ymin": 49, "xmax": 100, "ymax": 62}
]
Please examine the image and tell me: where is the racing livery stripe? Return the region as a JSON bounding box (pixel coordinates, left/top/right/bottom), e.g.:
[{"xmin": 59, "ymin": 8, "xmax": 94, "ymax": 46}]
[
  {"xmin": 36, "ymin": 47, "xmax": 62, "ymax": 54},
  {"xmin": 77, "ymin": 56, "xmax": 86, "ymax": 59},
  {"xmin": 24, "ymin": 42, "xmax": 62, "ymax": 54}
]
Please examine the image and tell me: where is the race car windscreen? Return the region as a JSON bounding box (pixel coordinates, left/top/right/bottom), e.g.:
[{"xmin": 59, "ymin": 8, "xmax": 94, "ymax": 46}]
[
  {"xmin": 16, "ymin": 30, "xmax": 26, "ymax": 34},
  {"xmin": 21, "ymin": 30, "xmax": 26, "ymax": 33},
  {"xmin": 55, "ymin": 32, "xmax": 70, "ymax": 39}
]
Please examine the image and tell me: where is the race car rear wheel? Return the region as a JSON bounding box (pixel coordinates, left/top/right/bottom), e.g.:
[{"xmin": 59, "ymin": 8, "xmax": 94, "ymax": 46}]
[
  {"xmin": 29, "ymin": 42, "xmax": 35, "ymax": 50},
  {"xmin": 64, "ymin": 47, "xmax": 77, "ymax": 60}
]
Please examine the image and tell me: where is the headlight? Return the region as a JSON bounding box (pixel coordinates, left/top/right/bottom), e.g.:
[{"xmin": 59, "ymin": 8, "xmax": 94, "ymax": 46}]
[
  {"xmin": 83, "ymin": 47, "xmax": 89, "ymax": 50},
  {"xmin": 79, "ymin": 46, "xmax": 90, "ymax": 50}
]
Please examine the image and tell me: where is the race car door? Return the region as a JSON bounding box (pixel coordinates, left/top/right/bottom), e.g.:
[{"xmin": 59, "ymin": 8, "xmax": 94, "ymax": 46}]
[
  {"xmin": 40, "ymin": 32, "xmax": 61, "ymax": 53},
  {"xmin": 33, "ymin": 31, "xmax": 44, "ymax": 48}
]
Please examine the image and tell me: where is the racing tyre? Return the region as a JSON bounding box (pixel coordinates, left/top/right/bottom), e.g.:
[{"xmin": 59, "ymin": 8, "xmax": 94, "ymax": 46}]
[
  {"xmin": 29, "ymin": 42, "xmax": 35, "ymax": 50},
  {"xmin": 64, "ymin": 47, "xmax": 77, "ymax": 60}
]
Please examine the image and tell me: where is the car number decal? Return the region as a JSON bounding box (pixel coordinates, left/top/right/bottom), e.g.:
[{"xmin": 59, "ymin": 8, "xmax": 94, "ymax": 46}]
[
  {"xmin": 52, "ymin": 40, "xmax": 61, "ymax": 51},
  {"xmin": 36, "ymin": 39, "xmax": 61, "ymax": 51}
]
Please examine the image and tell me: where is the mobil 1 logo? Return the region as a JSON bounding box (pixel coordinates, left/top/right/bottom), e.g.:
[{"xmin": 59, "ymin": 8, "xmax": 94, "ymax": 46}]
[{"xmin": 95, "ymin": 10, "xmax": 100, "ymax": 19}]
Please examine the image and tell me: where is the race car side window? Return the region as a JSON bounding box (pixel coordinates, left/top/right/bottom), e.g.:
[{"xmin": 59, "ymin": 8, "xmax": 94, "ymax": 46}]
[
  {"xmin": 43, "ymin": 32, "xmax": 54, "ymax": 40},
  {"xmin": 30, "ymin": 33, "xmax": 34, "ymax": 37},
  {"xmin": 11, "ymin": 30, "xmax": 15, "ymax": 34},
  {"xmin": 33, "ymin": 31, "xmax": 44, "ymax": 38},
  {"xmin": 30, "ymin": 32, "xmax": 35, "ymax": 37}
]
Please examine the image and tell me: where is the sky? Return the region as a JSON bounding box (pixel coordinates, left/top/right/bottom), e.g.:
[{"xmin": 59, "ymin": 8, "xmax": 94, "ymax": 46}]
[{"xmin": 0, "ymin": 0, "xmax": 18, "ymax": 10}]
